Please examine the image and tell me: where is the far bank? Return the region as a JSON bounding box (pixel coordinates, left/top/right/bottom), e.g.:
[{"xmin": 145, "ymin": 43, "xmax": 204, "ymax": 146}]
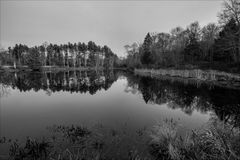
[
  {"xmin": 0, "ymin": 65, "xmax": 121, "ymax": 72},
  {"xmin": 135, "ymin": 68, "xmax": 240, "ymax": 89}
]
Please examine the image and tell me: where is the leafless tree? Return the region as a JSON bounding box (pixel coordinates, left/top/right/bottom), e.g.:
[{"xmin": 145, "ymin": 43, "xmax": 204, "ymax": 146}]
[
  {"xmin": 0, "ymin": 84, "xmax": 10, "ymax": 98},
  {"xmin": 218, "ymin": 0, "xmax": 240, "ymax": 26}
]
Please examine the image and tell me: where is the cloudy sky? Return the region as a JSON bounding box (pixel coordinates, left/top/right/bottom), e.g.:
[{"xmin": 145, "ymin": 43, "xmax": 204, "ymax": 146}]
[{"xmin": 0, "ymin": 0, "xmax": 223, "ymax": 57}]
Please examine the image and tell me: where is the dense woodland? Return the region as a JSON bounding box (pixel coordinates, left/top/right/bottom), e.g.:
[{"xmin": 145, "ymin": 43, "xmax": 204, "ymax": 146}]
[
  {"xmin": 0, "ymin": 41, "xmax": 119, "ymax": 69},
  {"xmin": 123, "ymin": 0, "xmax": 240, "ymax": 72}
]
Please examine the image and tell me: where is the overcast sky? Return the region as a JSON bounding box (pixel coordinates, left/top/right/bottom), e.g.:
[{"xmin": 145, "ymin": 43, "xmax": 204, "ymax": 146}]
[{"xmin": 0, "ymin": 0, "xmax": 223, "ymax": 57}]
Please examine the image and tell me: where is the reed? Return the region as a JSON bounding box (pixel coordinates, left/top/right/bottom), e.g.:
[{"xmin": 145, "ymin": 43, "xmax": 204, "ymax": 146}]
[{"xmin": 149, "ymin": 118, "xmax": 240, "ymax": 160}]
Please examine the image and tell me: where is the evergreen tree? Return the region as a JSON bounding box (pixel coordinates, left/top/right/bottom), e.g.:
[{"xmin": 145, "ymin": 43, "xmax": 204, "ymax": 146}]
[
  {"xmin": 184, "ymin": 37, "xmax": 202, "ymax": 62},
  {"xmin": 141, "ymin": 33, "xmax": 154, "ymax": 67},
  {"xmin": 88, "ymin": 41, "xmax": 97, "ymax": 52},
  {"xmin": 1, "ymin": 41, "xmax": 118, "ymax": 69},
  {"xmin": 184, "ymin": 22, "xmax": 202, "ymax": 63},
  {"xmin": 213, "ymin": 18, "xmax": 239, "ymax": 62},
  {"xmin": 26, "ymin": 47, "xmax": 43, "ymax": 69}
]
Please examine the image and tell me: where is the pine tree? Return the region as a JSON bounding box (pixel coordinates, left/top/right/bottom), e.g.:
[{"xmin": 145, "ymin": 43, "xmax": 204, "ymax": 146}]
[
  {"xmin": 141, "ymin": 33, "xmax": 154, "ymax": 67},
  {"xmin": 184, "ymin": 37, "xmax": 202, "ymax": 63},
  {"xmin": 213, "ymin": 18, "xmax": 239, "ymax": 63},
  {"xmin": 26, "ymin": 47, "xmax": 43, "ymax": 70},
  {"xmin": 184, "ymin": 21, "xmax": 202, "ymax": 63}
]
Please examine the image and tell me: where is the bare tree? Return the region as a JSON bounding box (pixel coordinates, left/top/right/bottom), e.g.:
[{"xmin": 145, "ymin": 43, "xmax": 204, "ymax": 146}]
[
  {"xmin": 218, "ymin": 0, "xmax": 240, "ymax": 26},
  {"xmin": 201, "ymin": 23, "xmax": 220, "ymax": 61},
  {"xmin": 218, "ymin": 0, "xmax": 240, "ymax": 62}
]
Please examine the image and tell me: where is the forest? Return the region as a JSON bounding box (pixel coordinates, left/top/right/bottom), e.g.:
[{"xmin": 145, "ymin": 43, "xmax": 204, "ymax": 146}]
[
  {"xmin": 0, "ymin": 41, "xmax": 119, "ymax": 70},
  {"xmin": 123, "ymin": 0, "xmax": 240, "ymax": 73}
]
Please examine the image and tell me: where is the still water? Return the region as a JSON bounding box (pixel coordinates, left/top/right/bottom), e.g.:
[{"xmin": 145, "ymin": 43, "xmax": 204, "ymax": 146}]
[{"xmin": 0, "ymin": 70, "xmax": 240, "ymax": 158}]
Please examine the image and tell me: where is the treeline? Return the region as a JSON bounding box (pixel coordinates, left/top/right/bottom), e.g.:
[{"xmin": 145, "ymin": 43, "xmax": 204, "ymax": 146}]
[
  {"xmin": 123, "ymin": 0, "xmax": 240, "ymax": 72},
  {"xmin": 0, "ymin": 41, "xmax": 119, "ymax": 69}
]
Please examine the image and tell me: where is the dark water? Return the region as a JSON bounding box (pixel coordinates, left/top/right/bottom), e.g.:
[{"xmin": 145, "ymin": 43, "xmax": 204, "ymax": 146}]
[{"xmin": 0, "ymin": 70, "xmax": 240, "ymax": 157}]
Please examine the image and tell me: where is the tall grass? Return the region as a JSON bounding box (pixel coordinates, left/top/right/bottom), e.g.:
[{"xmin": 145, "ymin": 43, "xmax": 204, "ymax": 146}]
[
  {"xmin": 9, "ymin": 137, "xmax": 51, "ymax": 160},
  {"xmin": 149, "ymin": 118, "xmax": 240, "ymax": 160},
  {"xmin": 7, "ymin": 118, "xmax": 240, "ymax": 160}
]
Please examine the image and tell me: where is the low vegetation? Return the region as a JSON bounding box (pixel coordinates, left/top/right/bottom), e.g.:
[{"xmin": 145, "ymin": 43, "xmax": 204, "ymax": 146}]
[
  {"xmin": 2, "ymin": 117, "xmax": 239, "ymax": 160},
  {"xmin": 149, "ymin": 118, "xmax": 240, "ymax": 160},
  {"xmin": 134, "ymin": 68, "xmax": 240, "ymax": 88},
  {"xmin": 5, "ymin": 123, "xmax": 150, "ymax": 160}
]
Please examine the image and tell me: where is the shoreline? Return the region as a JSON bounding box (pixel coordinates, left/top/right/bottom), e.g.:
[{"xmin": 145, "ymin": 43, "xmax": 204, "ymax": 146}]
[
  {"xmin": 0, "ymin": 66, "xmax": 108, "ymax": 72},
  {"xmin": 134, "ymin": 68, "xmax": 240, "ymax": 89}
]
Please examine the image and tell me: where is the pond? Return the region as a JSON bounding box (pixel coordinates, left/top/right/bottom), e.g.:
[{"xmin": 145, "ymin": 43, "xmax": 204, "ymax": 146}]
[{"xmin": 0, "ymin": 70, "xmax": 240, "ymax": 159}]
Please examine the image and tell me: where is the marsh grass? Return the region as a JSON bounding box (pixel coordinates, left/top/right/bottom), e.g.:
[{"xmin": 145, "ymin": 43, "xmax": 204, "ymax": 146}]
[
  {"xmin": 7, "ymin": 118, "xmax": 240, "ymax": 160},
  {"xmin": 149, "ymin": 118, "xmax": 240, "ymax": 160},
  {"xmin": 7, "ymin": 123, "xmax": 150, "ymax": 160},
  {"xmin": 47, "ymin": 123, "xmax": 151, "ymax": 160},
  {"xmin": 9, "ymin": 137, "xmax": 51, "ymax": 160}
]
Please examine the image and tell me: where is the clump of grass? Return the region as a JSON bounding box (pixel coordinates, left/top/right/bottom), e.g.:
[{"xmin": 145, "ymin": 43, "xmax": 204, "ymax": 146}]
[
  {"xmin": 0, "ymin": 137, "xmax": 7, "ymax": 143},
  {"xmin": 149, "ymin": 119, "xmax": 181, "ymax": 160},
  {"xmin": 149, "ymin": 118, "xmax": 240, "ymax": 160},
  {"xmin": 190, "ymin": 119, "xmax": 240, "ymax": 160},
  {"xmin": 9, "ymin": 137, "xmax": 51, "ymax": 160}
]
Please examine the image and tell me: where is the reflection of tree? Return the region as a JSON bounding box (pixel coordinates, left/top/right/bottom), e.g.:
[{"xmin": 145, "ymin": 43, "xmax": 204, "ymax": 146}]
[
  {"xmin": 0, "ymin": 70, "xmax": 118, "ymax": 96},
  {"xmin": 139, "ymin": 77, "xmax": 152, "ymax": 103},
  {"xmin": 0, "ymin": 84, "xmax": 10, "ymax": 98},
  {"xmin": 126, "ymin": 74, "xmax": 240, "ymax": 127},
  {"xmin": 45, "ymin": 89, "xmax": 52, "ymax": 96}
]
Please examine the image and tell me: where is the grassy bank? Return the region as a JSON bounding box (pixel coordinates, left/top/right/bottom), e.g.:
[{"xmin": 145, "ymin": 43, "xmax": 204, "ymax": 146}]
[{"xmin": 135, "ymin": 68, "xmax": 240, "ymax": 89}]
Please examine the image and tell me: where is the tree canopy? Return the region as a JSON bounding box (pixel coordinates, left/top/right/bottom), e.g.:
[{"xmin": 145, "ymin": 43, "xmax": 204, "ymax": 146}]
[
  {"xmin": 122, "ymin": 0, "xmax": 240, "ymax": 72},
  {"xmin": 0, "ymin": 41, "xmax": 119, "ymax": 70}
]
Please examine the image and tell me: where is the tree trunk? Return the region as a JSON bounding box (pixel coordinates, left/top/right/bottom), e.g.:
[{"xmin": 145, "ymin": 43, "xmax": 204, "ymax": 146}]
[
  {"xmin": 79, "ymin": 55, "xmax": 81, "ymax": 68},
  {"xmin": 63, "ymin": 55, "xmax": 65, "ymax": 67},
  {"xmin": 45, "ymin": 51, "xmax": 47, "ymax": 66},
  {"xmin": 84, "ymin": 53, "xmax": 87, "ymax": 67}
]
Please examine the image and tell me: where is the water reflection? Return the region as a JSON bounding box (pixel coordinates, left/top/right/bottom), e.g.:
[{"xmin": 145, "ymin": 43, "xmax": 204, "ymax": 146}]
[
  {"xmin": 0, "ymin": 70, "xmax": 118, "ymax": 95},
  {"xmin": 0, "ymin": 84, "xmax": 10, "ymax": 98},
  {"xmin": 125, "ymin": 74, "xmax": 240, "ymax": 128},
  {"xmin": 0, "ymin": 70, "xmax": 240, "ymax": 159},
  {"xmin": 0, "ymin": 70, "xmax": 240, "ymax": 128}
]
